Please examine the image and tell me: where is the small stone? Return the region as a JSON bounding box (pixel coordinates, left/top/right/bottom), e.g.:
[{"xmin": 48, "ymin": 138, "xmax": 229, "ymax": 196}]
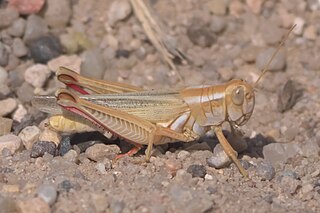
[
  {"xmin": 16, "ymin": 82, "xmax": 35, "ymax": 103},
  {"xmin": 165, "ymin": 159, "xmax": 182, "ymax": 176},
  {"xmin": 0, "ymin": 42, "xmax": 9, "ymax": 67},
  {"xmin": 85, "ymin": 144, "xmax": 120, "ymax": 161},
  {"xmin": 37, "ymin": 184, "xmax": 57, "ymax": 206},
  {"xmin": 5, "ymin": 54, "xmax": 20, "ymax": 71},
  {"xmin": 18, "ymin": 125, "xmax": 41, "ymax": 150},
  {"xmin": 246, "ymin": 0, "xmax": 263, "ymax": 14},
  {"xmin": 204, "ymin": 174, "xmax": 213, "ymax": 181},
  {"xmin": 24, "ymin": 64, "xmax": 51, "ymax": 88},
  {"xmin": 303, "ymin": 25, "xmax": 317, "ymax": 40},
  {"xmin": 207, "ymin": 144, "xmax": 232, "ymax": 169},
  {"xmin": 62, "ymin": 149, "xmax": 78, "ymax": 163},
  {"xmin": 48, "ymin": 55, "xmax": 82, "ymax": 73},
  {"xmin": 95, "ymin": 162, "xmax": 107, "ymax": 175},
  {"xmin": 12, "ymin": 38, "xmax": 28, "ymax": 57},
  {"xmin": 277, "ymin": 79, "xmax": 302, "ymax": 113},
  {"xmin": 177, "ymin": 150, "xmax": 190, "ymax": 160},
  {"xmin": 280, "ymin": 176, "xmax": 300, "ymax": 195},
  {"xmin": 187, "ymin": 164, "xmax": 207, "ymax": 178},
  {"xmin": 59, "ymin": 33, "xmax": 78, "ymax": 54},
  {"xmin": 106, "ymin": 34, "xmax": 119, "ymax": 50},
  {"xmin": 0, "ymin": 117, "xmax": 13, "ymax": 136},
  {"xmin": 217, "ymin": 67, "xmax": 234, "ymax": 81},
  {"xmin": 44, "ymin": 0, "xmax": 72, "ymax": 28},
  {"xmin": 262, "ymin": 142, "xmax": 301, "ymax": 165},
  {"xmin": 207, "ymin": 0, "xmax": 227, "ymax": 15},
  {"xmin": 260, "ymin": 23, "xmax": 284, "ymax": 45},
  {"xmin": 7, "ymin": 18, "xmax": 26, "ymax": 37},
  {"xmin": 8, "ymin": 0, "xmax": 45, "ymax": 15},
  {"xmin": 0, "ymin": 7, "xmax": 19, "ymax": 29},
  {"xmin": 80, "ymin": 48, "xmax": 105, "ymax": 79},
  {"xmin": 229, "ymin": 0, "xmax": 244, "ymax": 17},
  {"xmin": 210, "ymin": 16, "xmax": 226, "ymax": 33},
  {"xmin": 12, "ymin": 104, "xmax": 27, "ymax": 122},
  {"xmin": 108, "ymin": 0, "xmax": 132, "ymax": 26},
  {"xmin": 0, "ymin": 134, "xmax": 22, "ymax": 155},
  {"xmin": 57, "ymin": 180, "xmax": 73, "ymax": 192},
  {"xmin": 256, "ymin": 161, "xmax": 275, "ymax": 181},
  {"xmin": 16, "ymin": 197, "xmax": 50, "ymax": 213},
  {"xmin": 23, "ymin": 15, "xmax": 49, "ymax": 43},
  {"xmin": 187, "ymin": 22, "xmax": 216, "ymax": 48},
  {"xmin": 256, "ymin": 47, "xmax": 286, "ymax": 71},
  {"xmin": 299, "ymin": 139, "xmax": 320, "ymax": 158},
  {"xmin": 284, "ymin": 127, "xmax": 299, "ymax": 141},
  {"xmin": 293, "ymin": 17, "xmax": 305, "ymax": 35},
  {"xmin": 29, "ymin": 35, "xmax": 62, "ymax": 63},
  {"xmin": 110, "ymin": 201, "xmax": 125, "ymax": 213},
  {"xmin": 0, "ymin": 98, "xmax": 17, "ymax": 116},
  {"xmin": 301, "ymin": 183, "xmax": 314, "ymax": 195},
  {"xmin": 30, "ymin": 141, "xmax": 57, "ymax": 158},
  {"xmin": 0, "ymin": 196, "xmax": 17, "ymax": 213},
  {"xmin": 2, "ymin": 184, "xmax": 20, "ymax": 193},
  {"xmin": 0, "ymin": 66, "xmax": 8, "ymax": 84}
]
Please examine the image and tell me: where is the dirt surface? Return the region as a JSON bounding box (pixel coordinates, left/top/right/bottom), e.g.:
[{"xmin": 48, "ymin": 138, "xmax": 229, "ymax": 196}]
[{"xmin": 1, "ymin": 0, "xmax": 320, "ymax": 212}]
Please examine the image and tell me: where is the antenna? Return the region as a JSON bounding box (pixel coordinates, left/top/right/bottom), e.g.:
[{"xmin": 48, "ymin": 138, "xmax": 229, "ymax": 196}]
[{"xmin": 253, "ymin": 24, "xmax": 296, "ymax": 88}]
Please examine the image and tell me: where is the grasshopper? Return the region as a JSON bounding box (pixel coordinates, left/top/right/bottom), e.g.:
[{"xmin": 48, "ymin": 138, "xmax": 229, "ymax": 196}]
[{"xmin": 32, "ymin": 26, "xmax": 295, "ymax": 177}]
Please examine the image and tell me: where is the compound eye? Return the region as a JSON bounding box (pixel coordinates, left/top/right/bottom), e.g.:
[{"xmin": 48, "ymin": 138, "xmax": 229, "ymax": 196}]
[{"xmin": 231, "ymin": 87, "xmax": 244, "ymax": 105}]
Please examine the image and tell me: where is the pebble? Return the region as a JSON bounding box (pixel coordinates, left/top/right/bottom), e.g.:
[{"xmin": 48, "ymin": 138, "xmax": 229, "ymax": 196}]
[
  {"xmin": 85, "ymin": 144, "xmax": 120, "ymax": 162},
  {"xmin": 262, "ymin": 142, "xmax": 301, "ymax": 166},
  {"xmin": 187, "ymin": 164, "xmax": 207, "ymax": 178},
  {"xmin": 207, "ymin": 0, "xmax": 227, "ymax": 15},
  {"xmin": 18, "ymin": 125, "xmax": 41, "ymax": 150},
  {"xmin": 63, "ymin": 149, "xmax": 79, "ymax": 163},
  {"xmin": 0, "ymin": 84, "xmax": 11, "ymax": 98},
  {"xmin": 0, "ymin": 98, "xmax": 17, "ymax": 116},
  {"xmin": 80, "ymin": 48, "xmax": 105, "ymax": 79},
  {"xmin": 29, "ymin": 35, "xmax": 63, "ymax": 63},
  {"xmin": 260, "ymin": 23, "xmax": 283, "ymax": 45},
  {"xmin": 8, "ymin": 0, "xmax": 45, "ymax": 15},
  {"xmin": 301, "ymin": 183, "xmax": 314, "ymax": 195},
  {"xmin": 24, "ymin": 64, "xmax": 51, "ymax": 88},
  {"xmin": 0, "ymin": 7, "xmax": 19, "ymax": 29},
  {"xmin": 177, "ymin": 150, "xmax": 191, "ymax": 160},
  {"xmin": 95, "ymin": 162, "xmax": 107, "ymax": 174},
  {"xmin": 0, "ymin": 134, "xmax": 22, "ymax": 155},
  {"xmin": 91, "ymin": 193, "xmax": 109, "ymax": 212},
  {"xmin": 246, "ymin": 0, "xmax": 263, "ymax": 14},
  {"xmin": 37, "ymin": 184, "xmax": 57, "ymax": 206},
  {"xmin": 0, "ymin": 42, "xmax": 9, "ymax": 67},
  {"xmin": 165, "ymin": 159, "xmax": 182, "ymax": 176},
  {"xmin": 8, "ymin": 18, "xmax": 26, "ymax": 37},
  {"xmin": 23, "ymin": 15, "xmax": 49, "ymax": 43},
  {"xmin": 16, "ymin": 197, "xmax": 51, "ymax": 213},
  {"xmin": 277, "ymin": 79, "xmax": 302, "ymax": 113},
  {"xmin": 187, "ymin": 22, "xmax": 216, "ymax": 48},
  {"xmin": 110, "ymin": 201, "xmax": 125, "ymax": 213},
  {"xmin": 59, "ymin": 33, "xmax": 79, "ymax": 54},
  {"xmin": 30, "ymin": 141, "xmax": 57, "ymax": 158},
  {"xmin": 0, "ymin": 117, "xmax": 13, "ymax": 136},
  {"xmin": 12, "ymin": 38, "xmax": 28, "ymax": 57},
  {"xmin": 217, "ymin": 67, "xmax": 234, "ymax": 81},
  {"xmin": 303, "ymin": 25, "xmax": 317, "ymax": 40},
  {"xmin": 44, "ymin": 0, "xmax": 72, "ymax": 28},
  {"xmin": 0, "ymin": 196, "xmax": 17, "ymax": 213},
  {"xmin": 256, "ymin": 47, "xmax": 286, "ymax": 71},
  {"xmin": 299, "ymin": 139, "xmax": 320, "ymax": 158},
  {"xmin": 280, "ymin": 175, "xmax": 300, "ymax": 195},
  {"xmin": 283, "ymin": 127, "xmax": 299, "ymax": 141},
  {"xmin": 210, "ymin": 16, "xmax": 226, "ymax": 33},
  {"xmin": 108, "ymin": 0, "xmax": 132, "ymax": 26},
  {"xmin": 16, "ymin": 82, "xmax": 35, "ymax": 103},
  {"xmin": 293, "ymin": 17, "xmax": 305, "ymax": 35},
  {"xmin": 48, "ymin": 55, "xmax": 82, "ymax": 73},
  {"xmin": 207, "ymin": 144, "xmax": 232, "ymax": 169},
  {"xmin": 0, "ymin": 66, "xmax": 8, "ymax": 84},
  {"xmin": 256, "ymin": 161, "xmax": 275, "ymax": 181}
]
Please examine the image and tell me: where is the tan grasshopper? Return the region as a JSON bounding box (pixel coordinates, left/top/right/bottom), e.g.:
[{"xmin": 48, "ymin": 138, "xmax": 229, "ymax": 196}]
[{"xmin": 33, "ymin": 26, "xmax": 295, "ymax": 177}]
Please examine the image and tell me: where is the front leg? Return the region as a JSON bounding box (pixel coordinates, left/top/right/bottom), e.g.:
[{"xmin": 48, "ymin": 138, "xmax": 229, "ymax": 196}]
[{"xmin": 213, "ymin": 126, "xmax": 248, "ymax": 177}]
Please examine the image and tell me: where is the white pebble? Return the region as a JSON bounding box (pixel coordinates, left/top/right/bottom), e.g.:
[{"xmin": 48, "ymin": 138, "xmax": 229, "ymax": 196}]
[
  {"xmin": 12, "ymin": 104, "xmax": 27, "ymax": 122},
  {"xmin": 18, "ymin": 125, "xmax": 41, "ymax": 150},
  {"xmin": 108, "ymin": 0, "xmax": 132, "ymax": 26},
  {"xmin": 24, "ymin": 64, "xmax": 51, "ymax": 88},
  {"xmin": 47, "ymin": 55, "xmax": 81, "ymax": 73},
  {"xmin": 293, "ymin": 17, "xmax": 305, "ymax": 35},
  {"xmin": 0, "ymin": 134, "xmax": 22, "ymax": 155}
]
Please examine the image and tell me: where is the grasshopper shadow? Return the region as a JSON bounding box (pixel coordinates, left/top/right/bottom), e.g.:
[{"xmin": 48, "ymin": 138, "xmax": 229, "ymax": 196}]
[{"xmin": 242, "ymin": 133, "xmax": 277, "ymax": 159}]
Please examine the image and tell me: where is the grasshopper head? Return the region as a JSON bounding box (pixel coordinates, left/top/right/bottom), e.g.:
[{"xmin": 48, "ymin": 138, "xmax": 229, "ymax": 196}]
[{"xmin": 225, "ymin": 79, "xmax": 255, "ymax": 126}]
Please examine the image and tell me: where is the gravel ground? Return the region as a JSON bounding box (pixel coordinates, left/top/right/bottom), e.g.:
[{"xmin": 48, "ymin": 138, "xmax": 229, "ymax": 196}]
[{"xmin": 0, "ymin": 0, "xmax": 320, "ymax": 212}]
